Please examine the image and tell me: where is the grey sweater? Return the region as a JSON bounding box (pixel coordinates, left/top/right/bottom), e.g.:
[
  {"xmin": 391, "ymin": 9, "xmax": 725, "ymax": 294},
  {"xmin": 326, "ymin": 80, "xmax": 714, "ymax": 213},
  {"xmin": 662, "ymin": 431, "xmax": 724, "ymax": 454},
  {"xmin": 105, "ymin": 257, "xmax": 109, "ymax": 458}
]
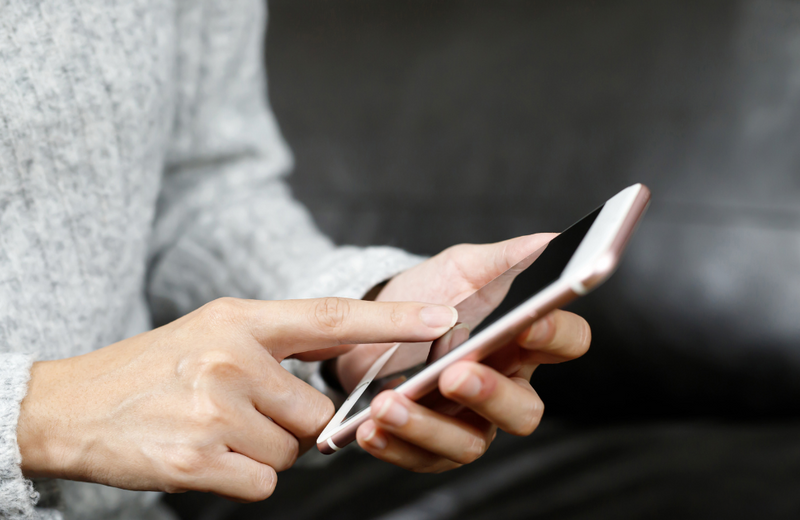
[{"xmin": 0, "ymin": 1, "xmax": 421, "ymax": 518}]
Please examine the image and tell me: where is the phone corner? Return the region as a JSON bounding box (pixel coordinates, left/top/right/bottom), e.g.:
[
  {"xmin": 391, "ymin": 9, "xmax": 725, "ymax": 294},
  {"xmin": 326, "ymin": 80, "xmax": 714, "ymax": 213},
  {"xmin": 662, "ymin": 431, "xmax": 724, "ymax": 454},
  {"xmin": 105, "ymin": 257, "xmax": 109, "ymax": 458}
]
[{"xmin": 316, "ymin": 439, "xmax": 337, "ymax": 455}]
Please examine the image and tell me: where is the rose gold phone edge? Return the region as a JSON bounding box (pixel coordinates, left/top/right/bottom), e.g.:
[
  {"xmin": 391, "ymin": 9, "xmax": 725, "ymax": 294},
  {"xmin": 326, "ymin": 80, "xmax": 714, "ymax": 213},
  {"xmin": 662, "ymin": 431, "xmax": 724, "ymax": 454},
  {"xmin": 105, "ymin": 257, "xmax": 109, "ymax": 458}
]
[{"xmin": 317, "ymin": 184, "xmax": 651, "ymax": 454}]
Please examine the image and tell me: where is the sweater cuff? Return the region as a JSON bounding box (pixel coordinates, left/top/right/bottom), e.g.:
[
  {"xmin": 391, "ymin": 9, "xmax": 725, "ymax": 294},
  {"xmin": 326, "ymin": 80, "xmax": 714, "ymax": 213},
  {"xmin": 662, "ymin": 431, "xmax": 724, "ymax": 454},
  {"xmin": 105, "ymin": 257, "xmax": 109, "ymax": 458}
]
[
  {"xmin": 0, "ymin": 353, "xmax": 39, "ymax": 519},
  {"xmin": 280, "ymin": 246, "xmax": 425, "ymax": 400}
]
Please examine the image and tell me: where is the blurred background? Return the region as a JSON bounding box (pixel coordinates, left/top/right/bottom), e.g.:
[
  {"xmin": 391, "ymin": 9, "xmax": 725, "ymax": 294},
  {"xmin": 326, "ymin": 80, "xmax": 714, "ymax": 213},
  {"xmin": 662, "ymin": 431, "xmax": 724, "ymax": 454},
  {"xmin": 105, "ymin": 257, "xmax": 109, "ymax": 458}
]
[{"xmin": 167, "ymin": 0, "xmax": 800, "ymax": 518}]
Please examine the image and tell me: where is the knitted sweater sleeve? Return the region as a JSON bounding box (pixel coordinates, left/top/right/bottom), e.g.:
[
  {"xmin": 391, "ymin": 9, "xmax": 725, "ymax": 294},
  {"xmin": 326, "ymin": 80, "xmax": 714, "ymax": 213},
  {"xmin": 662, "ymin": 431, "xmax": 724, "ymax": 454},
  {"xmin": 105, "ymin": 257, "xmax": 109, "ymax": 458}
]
[
  {"xmin": 147, "ymin": 0, "xmax": 423, "ymax": 387},
  {"xmin": 0, "ymin": 354, "xmax": 39, "ymax": 519}
]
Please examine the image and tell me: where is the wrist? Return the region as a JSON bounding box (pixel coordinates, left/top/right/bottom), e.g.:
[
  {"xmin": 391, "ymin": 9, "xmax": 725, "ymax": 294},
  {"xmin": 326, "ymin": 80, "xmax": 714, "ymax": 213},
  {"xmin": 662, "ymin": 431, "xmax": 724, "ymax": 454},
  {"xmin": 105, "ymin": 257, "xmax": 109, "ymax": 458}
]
[{"xmin": 18, "ymin": 360, "xmax": 74, "ymax": 479}]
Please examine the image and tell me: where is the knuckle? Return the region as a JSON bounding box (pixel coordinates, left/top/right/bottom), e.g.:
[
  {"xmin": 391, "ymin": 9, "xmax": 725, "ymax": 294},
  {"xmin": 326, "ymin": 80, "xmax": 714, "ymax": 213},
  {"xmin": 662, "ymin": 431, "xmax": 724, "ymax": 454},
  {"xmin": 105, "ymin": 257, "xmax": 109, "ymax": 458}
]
[
  {"xmin": 443, "ymin": 243, "xmax": 473, "ymax": 259},
  {"xmin": 389, "ymin": 307, "xmax": 405, "ymax": 328},
  {"xmin": 162, "ymin": 446, "xmax": 206, "ymax": 489},
  {"xmin": 453, "ymin": 435, "xmax": 489, "ymax": 465},
  {"xmin": 246, "ymin": 466, "xmax": 277, "ymax": 502},
  {"xmin": 315, "ymin": 396, "xmax": 336, "ymax": 431},
  {"xmin": 200, "ymin": 297, "xmax": 238, "ymax": 321},
  {"xmin": 273, "ymin": 436, "xmax": 300, "ymax": 472},
  {"xmin": 510, "ymin": 402, "xmax": 543, "ymax": 436},
  {"xmin": 196, "ymin": 348, "xmax": 239, "ymax": 369},
  {"xmin": 190, "ymin": 396, "xmax": 228, "ymax": 430},
  {"xmin": 296, "ymin": 394, "xmax": 336, "ymax": 438},
  {"xmin": 266, "ymin": 375, "xmax": 293, "ymax": 407},
  {"xmin": 311, "ymin": 297, "xmax": 352, "ymax": 339},
  {"xmin": 440, "ymin": 244, "xmax": 474, "ymax": 276},
  {"xmin": 269, "ymin": 378, "xmax": 335, "ymax": 439},
  {"xmin": 189, "ymin": 349, "xmax": 243, "ymax": 383}
]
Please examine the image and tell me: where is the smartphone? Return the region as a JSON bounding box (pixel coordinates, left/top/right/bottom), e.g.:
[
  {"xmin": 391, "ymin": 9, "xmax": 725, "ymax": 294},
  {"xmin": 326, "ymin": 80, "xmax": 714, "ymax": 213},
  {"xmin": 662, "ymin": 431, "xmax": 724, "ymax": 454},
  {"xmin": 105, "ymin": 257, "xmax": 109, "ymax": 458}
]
[{"xmin": 317, "ymin": 183, "xmax": 651, "ymax": 454}]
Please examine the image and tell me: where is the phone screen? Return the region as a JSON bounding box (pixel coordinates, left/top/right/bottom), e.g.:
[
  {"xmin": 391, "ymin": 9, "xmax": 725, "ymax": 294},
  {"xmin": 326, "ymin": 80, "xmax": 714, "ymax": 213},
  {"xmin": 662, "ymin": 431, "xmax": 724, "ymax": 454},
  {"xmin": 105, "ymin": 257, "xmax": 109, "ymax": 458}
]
[{"xmin": 341, "ymin": 205, "xmax": 603, "ymax": 421}]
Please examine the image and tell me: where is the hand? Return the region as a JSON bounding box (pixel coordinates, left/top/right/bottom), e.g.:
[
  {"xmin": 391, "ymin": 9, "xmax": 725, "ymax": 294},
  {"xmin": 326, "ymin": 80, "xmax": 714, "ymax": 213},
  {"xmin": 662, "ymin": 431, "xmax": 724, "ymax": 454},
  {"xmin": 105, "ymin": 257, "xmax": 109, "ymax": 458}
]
[
  {"xmin": 17, "ymin": 297, "xmax": 458, "ymax": 501},
  {"xmin": 338, "ymin": 235, "xmax": 592, "ymax": 472}
]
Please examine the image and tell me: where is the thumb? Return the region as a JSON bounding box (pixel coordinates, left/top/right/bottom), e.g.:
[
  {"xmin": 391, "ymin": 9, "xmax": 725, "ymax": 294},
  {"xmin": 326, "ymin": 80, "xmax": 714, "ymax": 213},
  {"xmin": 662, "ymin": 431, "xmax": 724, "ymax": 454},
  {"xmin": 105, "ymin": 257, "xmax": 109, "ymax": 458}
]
[
  {"xmin": 482, "ymin": 233, "xmax": 556, "ymax": 277},
  {"xmin": 449, "ymin": 234, "xmax": 556, "ymax": 329},
  {"xmin": 440, "ymin": 234, "xmax": 556, "ymax": 293},
  {"xmin": 244, "ymin": 298, "xmax": 458, "ymax": 360}
]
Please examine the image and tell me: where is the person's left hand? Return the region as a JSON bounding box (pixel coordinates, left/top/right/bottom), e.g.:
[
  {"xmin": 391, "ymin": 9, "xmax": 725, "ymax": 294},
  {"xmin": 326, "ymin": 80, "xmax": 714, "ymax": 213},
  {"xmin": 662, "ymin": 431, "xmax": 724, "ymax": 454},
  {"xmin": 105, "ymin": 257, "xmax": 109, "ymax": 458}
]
[{"xmin": 336, "ymin": 234, "xmax": 592, "ymax": 473}]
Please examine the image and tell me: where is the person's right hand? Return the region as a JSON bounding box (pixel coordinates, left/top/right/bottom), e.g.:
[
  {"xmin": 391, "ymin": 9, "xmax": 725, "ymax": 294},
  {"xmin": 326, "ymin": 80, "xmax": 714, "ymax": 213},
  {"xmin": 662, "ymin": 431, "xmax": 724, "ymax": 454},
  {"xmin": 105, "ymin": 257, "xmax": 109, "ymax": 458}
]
[{"xmin": 16, "ymin": 297, "xmax": 457, "ymax": 502}]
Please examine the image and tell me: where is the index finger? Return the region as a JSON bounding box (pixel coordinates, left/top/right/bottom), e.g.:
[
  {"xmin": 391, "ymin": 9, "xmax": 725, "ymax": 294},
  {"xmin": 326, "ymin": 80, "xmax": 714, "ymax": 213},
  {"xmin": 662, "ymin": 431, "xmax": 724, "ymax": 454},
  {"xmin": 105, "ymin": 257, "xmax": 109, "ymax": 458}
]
[{"xmin": 243, "ymin": 298, "xmax": 458, "ymax": 360}]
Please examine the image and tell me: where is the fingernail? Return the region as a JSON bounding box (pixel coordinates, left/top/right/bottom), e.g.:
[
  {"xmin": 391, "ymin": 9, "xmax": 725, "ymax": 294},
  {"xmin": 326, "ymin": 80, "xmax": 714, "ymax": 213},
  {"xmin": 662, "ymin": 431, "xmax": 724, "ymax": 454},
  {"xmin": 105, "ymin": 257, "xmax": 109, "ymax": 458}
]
[
  {"xmin": 525, "ymin": 317, "xmax": 552, "ymax": 344},
  {"xmin": 375, "ymin": 396, "xmax": 409, "ymax": 427},
  {"xmin": 419, "ymin": 305, "xmax": 458, "ymax": 329},
  {"xmin": 447, "ymin": 371, "xmax": 482, "ymax": 398},
  {"xmin": 363, "ymin": 423, "xmax": 388, "ymax": 450}
]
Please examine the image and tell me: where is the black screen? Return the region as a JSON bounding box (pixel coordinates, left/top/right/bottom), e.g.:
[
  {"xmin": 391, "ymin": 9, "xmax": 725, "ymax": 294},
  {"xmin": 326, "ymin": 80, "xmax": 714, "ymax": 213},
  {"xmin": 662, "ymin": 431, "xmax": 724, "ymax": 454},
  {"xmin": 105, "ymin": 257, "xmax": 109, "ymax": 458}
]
[{"xmin": 342, "ymin": 206, "xmax": 602, "ymax": 420}]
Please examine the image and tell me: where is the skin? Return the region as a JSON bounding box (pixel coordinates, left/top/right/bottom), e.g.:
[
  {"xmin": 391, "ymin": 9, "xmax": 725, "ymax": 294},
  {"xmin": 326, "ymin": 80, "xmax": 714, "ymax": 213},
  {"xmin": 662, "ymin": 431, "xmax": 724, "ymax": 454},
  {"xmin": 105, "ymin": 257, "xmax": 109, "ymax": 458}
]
[
  {"xmin": 17, "ymin": 297, "xmax": 458, "ymax": 501},
  {"xmin": 339, "ymin": 234, "xmax": 593, "ymax": 472},
  {"xmin": 16, "ymin": 233, "xmax": 591, "ymax": 499}
]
